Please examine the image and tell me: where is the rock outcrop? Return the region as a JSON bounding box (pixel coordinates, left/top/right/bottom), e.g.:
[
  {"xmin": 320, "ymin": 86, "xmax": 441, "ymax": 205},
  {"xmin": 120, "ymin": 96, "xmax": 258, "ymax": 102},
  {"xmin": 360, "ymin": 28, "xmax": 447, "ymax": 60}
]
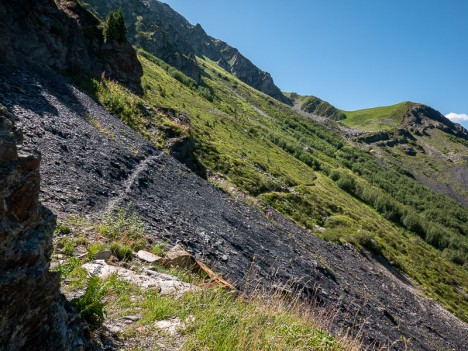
[
  {"xmin": 402, "ymin": 104, "xmax": 468, "ymax": 140},
  {"xmin": 299, "ymin": 95, "xmax": 346, "ymax": 121},
  {"xmin": 82, "ymin": 0, "xmax": 291, "ymax": 104},
  {"xmin": 0, "ymin": 0, "xmax": 142, "ymax": 94},
  {"xmin": 0, "ymin": 104, "xmax": 98, "ymax": 350}
]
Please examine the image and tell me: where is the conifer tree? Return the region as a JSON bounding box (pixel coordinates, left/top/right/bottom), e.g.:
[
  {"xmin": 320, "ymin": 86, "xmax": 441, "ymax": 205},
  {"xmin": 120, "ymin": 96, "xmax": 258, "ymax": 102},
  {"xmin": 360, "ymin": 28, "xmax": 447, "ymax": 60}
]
[{"xmin": 103, "ymin": 8, "xmax": 127, "ymax": 43}]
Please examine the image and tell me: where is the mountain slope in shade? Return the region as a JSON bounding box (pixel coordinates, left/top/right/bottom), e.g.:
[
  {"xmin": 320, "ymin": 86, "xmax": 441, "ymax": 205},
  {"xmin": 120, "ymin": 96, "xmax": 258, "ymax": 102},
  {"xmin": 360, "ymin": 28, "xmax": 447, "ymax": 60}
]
[{"xmin": 83, "ymin": 0, "xmax": 291, "ymax": 105}]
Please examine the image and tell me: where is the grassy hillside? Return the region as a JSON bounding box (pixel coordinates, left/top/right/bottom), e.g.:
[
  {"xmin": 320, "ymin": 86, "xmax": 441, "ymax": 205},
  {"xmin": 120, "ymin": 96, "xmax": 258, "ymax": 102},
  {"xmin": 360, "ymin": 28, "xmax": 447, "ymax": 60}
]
[
  {"xmin": 341, "ymin": 101, "xmax": 468, "ymax": 206},
  {"xmin": 342, "ymin": 102, "xmax": 411, "ymax": 131},
  {"xmin": 86, "ymin": 49, "xmax": 468, "ymax": 321}
]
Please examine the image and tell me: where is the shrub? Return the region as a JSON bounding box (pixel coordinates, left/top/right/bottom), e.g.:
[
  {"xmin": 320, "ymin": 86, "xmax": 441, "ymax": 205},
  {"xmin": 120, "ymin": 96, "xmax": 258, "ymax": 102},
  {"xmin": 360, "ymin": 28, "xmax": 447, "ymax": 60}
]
[
  {"xmin": 99, "ymin": 207, "xmax": 146, "ymax": 245},
  {"xmin": 401, "ymin": 209, "xmax": 423, "ymax": 234},
  {"xmin": 61, "ymin": 237, "xmax": 76, "ymax": 256},
  {"xmin": 336, "ymin": 174, "xmax": 356, "ymax": 193},
  {"xmin": 55, "ymin": 257, "xmax": 81, "ymax": 278},
  {"xmin": 54, "ymin": 222, "xmax": 72, "ymax": 236},
  {"xmin": 110, "ymin": 242, "xmax": 133, "ymax": 261},
  {"xmin": 151, "ymin": 242, "xmax": 167, "ymax": 256},
  {"xmin": 71, "ymin": 275, "xmax": 109, "ymax": 325},
  {"xmin": 357, "ymin": 231, "xmax": 383, "ymax": 255},
  {"xmin": 325, "ymin": 215, "xmax": 356, "ymax": 228},
  {"xmin": 329, "ymin": 170, "xmax": 341, "ymax": 181}
]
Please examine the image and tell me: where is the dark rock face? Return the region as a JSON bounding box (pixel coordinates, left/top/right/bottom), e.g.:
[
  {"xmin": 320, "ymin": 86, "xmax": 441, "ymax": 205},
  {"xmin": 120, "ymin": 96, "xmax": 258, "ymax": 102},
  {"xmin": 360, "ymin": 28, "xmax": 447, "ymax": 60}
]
[
  {"xmin": 2, "ymin": 66, "xmax": 467, "ymax": 351},
  {"xmin": 403, "ymin": 104, "xmax": 468, "ymax": 140},
  {"xmin": 0, "ymin": 105, "xmax": 98, "ymax": 350},
  {"xmin": 83, "ymin": 0, "xmax": 291, "ymax": 105},
  {"xmin": 165, "ymin": 136, "xmax": 207, "ymax": 179},
  {"xmin": 100, "ymin": 40, "xmax": 143, "ymax": 95},
  {"xmin": 0, "ymin": 0, "xmax": 142, "ymax": 94}
]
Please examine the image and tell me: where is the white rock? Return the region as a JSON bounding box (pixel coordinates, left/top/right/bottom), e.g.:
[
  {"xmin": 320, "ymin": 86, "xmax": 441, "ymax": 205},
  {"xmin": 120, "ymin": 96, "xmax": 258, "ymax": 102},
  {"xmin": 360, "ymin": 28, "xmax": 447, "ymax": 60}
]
[
  {"xmin": 154, "ymin": 318, "xmax": 183, "ymax": 335},
  {"xmin": 82, "ymin": 260, "xmax": 194, "ymax": 296},
  {"xmin": 136, "ymin": 250, "xmax": 161, "ymax": 263}
]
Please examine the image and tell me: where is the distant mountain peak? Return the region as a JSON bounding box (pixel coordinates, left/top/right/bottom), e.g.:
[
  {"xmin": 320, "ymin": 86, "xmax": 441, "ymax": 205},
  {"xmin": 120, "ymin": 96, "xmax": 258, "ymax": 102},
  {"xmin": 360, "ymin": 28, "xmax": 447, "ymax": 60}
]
[{"xmin": 83, "ymin": 0, "xmax": 291, "ymax": 105}]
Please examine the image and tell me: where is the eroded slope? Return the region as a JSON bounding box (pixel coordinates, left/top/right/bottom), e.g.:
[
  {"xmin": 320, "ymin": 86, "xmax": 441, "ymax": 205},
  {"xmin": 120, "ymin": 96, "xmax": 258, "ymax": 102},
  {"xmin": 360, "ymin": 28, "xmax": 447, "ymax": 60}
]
[{"xmin": 1, "ymin": 66, "xmax": 467, "ymax": 350}]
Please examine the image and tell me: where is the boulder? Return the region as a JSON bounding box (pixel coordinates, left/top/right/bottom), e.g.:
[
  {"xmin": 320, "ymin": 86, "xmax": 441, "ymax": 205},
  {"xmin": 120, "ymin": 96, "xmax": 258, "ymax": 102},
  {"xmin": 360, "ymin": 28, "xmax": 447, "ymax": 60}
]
[
  {"xmin": 161, "ymin": 245, "xmax": 235, "ymax": 290},
  {"xmin": 93, "ymin": 249, "xmax": 113, "ymax": 261},
  {"xmin": 136, "ymin": 250, "xmax": 162, "ymax": 263},
  {"xmin": 82, "ymin": 260, "xmax": 194, "ymax": 297}
]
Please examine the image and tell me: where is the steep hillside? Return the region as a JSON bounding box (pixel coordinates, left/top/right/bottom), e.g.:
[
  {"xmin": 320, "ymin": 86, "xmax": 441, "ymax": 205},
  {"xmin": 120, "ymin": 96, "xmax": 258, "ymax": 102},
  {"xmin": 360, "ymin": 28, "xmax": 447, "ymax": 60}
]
[
  {"xmin": 65, "ymin": 37, "xmax": 468, "ymax": 326},
  {"xmin": 2, "ymin": 61, "xmax": 468, "ymax": 351},
  {"xmin": 290, "ymin": 95, "xmax": 468, "ymax": 207},
  {"xmin": 82, "ymin": 0, "xmax": 291, "ymax": 105},
  {"xmin": 1, "ymin": 0, "xmax": 467, "ymax": 349}
]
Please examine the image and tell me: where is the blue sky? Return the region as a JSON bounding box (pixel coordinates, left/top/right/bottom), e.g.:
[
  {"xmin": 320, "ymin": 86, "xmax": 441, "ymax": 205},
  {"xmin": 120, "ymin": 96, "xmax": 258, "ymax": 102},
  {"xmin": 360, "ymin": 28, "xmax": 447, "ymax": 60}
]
[{"xmin": 162, "ymin": 0, "xmax": 468, "ymax": 129}]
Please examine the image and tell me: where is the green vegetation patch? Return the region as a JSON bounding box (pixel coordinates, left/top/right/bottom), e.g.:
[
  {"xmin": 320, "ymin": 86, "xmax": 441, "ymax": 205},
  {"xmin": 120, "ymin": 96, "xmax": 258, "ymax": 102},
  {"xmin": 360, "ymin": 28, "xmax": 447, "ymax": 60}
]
[
  {"xmin": 54, "ymin": 214, "xmax": 358, "ymax": 350},
  {"xmin": 342, "ymin": 102, "xmax": 411, "ymax": 131}
]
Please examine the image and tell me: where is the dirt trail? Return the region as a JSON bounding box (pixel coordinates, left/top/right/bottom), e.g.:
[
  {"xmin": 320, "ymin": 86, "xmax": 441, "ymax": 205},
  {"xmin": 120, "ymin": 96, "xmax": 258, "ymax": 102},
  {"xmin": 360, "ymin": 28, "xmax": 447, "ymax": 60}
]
[{"xmin": 105, "ymin": 153, "xmax": 163, "ymax": 212}]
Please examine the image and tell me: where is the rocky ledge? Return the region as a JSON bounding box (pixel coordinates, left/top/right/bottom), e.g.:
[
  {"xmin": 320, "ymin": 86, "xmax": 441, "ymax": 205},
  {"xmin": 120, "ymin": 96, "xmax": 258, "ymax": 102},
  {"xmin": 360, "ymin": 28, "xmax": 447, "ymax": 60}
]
[
  {"xmin": 0, "ymin": 106, "xmax": 98, "ymax": 350},
  {"xmin": 0, "ymin": 0, "xmax": 142, "ymax": 94}
]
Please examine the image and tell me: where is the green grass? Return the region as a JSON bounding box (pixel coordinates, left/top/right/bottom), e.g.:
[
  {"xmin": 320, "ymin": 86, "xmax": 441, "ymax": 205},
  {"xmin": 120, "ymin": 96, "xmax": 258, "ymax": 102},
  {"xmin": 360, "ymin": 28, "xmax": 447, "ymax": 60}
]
[
  {"xmin": 342, "ymin": 102, "xmax": 412, "ymax": 131},
  {"xmin": 297, "ymin": 95, "xmax": 346, "ymax": 121},
  {"xmin": 96, "ymin": 277, "xmax": 361, "ymax": 350}
]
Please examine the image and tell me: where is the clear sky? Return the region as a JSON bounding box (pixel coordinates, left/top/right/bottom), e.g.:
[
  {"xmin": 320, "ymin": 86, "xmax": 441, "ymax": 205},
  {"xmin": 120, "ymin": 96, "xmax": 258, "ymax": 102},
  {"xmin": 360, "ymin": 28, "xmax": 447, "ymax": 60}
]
[{"xmin": 161, "ymin": 0, "xmax": 468, "ymax": 129}]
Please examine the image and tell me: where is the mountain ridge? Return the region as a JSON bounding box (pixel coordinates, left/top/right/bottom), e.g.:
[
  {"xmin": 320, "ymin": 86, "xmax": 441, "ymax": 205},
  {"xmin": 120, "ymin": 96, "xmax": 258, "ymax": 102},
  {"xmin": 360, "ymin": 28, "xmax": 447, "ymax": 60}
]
[{"xmin": 83, "ymin": 0, "xmax": 291, "ymax": 105}]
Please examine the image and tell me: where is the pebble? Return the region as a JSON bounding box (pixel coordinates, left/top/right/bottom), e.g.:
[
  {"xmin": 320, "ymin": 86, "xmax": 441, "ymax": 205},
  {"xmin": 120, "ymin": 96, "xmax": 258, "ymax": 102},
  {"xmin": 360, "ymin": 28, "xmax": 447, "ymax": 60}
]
[{"xmin": 123, "ymin": 315, "xmax": 140, "ymax": 322}]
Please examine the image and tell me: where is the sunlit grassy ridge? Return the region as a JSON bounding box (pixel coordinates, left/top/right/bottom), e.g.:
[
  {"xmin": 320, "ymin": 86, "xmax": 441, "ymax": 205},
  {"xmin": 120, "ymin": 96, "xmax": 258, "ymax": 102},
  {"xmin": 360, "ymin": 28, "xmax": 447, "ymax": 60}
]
[
  {"xmin": 342, "ymin": 102, "xmax": 411, "ymax": 131},
  {"xmin": 89, "ymin": 49, "xmax": 468, "ymax": 321},
  {"xmin": 293, "ymin": 94, "xmax": 346, "ymax": 121}
]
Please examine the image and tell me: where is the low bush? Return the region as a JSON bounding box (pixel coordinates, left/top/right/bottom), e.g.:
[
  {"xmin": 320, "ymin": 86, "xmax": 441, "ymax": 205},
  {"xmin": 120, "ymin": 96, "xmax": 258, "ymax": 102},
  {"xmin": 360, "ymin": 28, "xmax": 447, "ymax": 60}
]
[
  {"xmin": 71, "ymin": 275, "xmax": 109, "ymax": 326},
  {"xmin": 99, "ymin": 207, "xmax": 146, "ymax": 249}
]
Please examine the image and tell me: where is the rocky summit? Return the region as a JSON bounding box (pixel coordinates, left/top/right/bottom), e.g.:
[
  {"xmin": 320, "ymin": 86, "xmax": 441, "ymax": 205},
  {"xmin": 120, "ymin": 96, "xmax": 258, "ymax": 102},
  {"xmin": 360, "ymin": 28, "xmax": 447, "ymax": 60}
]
[{"xmin": 0, "ymin": 0, "xmax": 467, "ymax": 350}]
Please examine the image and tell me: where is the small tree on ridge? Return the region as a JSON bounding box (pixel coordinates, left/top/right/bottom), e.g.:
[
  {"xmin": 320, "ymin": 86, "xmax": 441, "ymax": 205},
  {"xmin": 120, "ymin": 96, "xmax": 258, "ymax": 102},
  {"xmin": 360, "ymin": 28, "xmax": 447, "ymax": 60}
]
[{"xmin": 103, "ymin": 8, "xmax": 127, "ymax": 43}]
